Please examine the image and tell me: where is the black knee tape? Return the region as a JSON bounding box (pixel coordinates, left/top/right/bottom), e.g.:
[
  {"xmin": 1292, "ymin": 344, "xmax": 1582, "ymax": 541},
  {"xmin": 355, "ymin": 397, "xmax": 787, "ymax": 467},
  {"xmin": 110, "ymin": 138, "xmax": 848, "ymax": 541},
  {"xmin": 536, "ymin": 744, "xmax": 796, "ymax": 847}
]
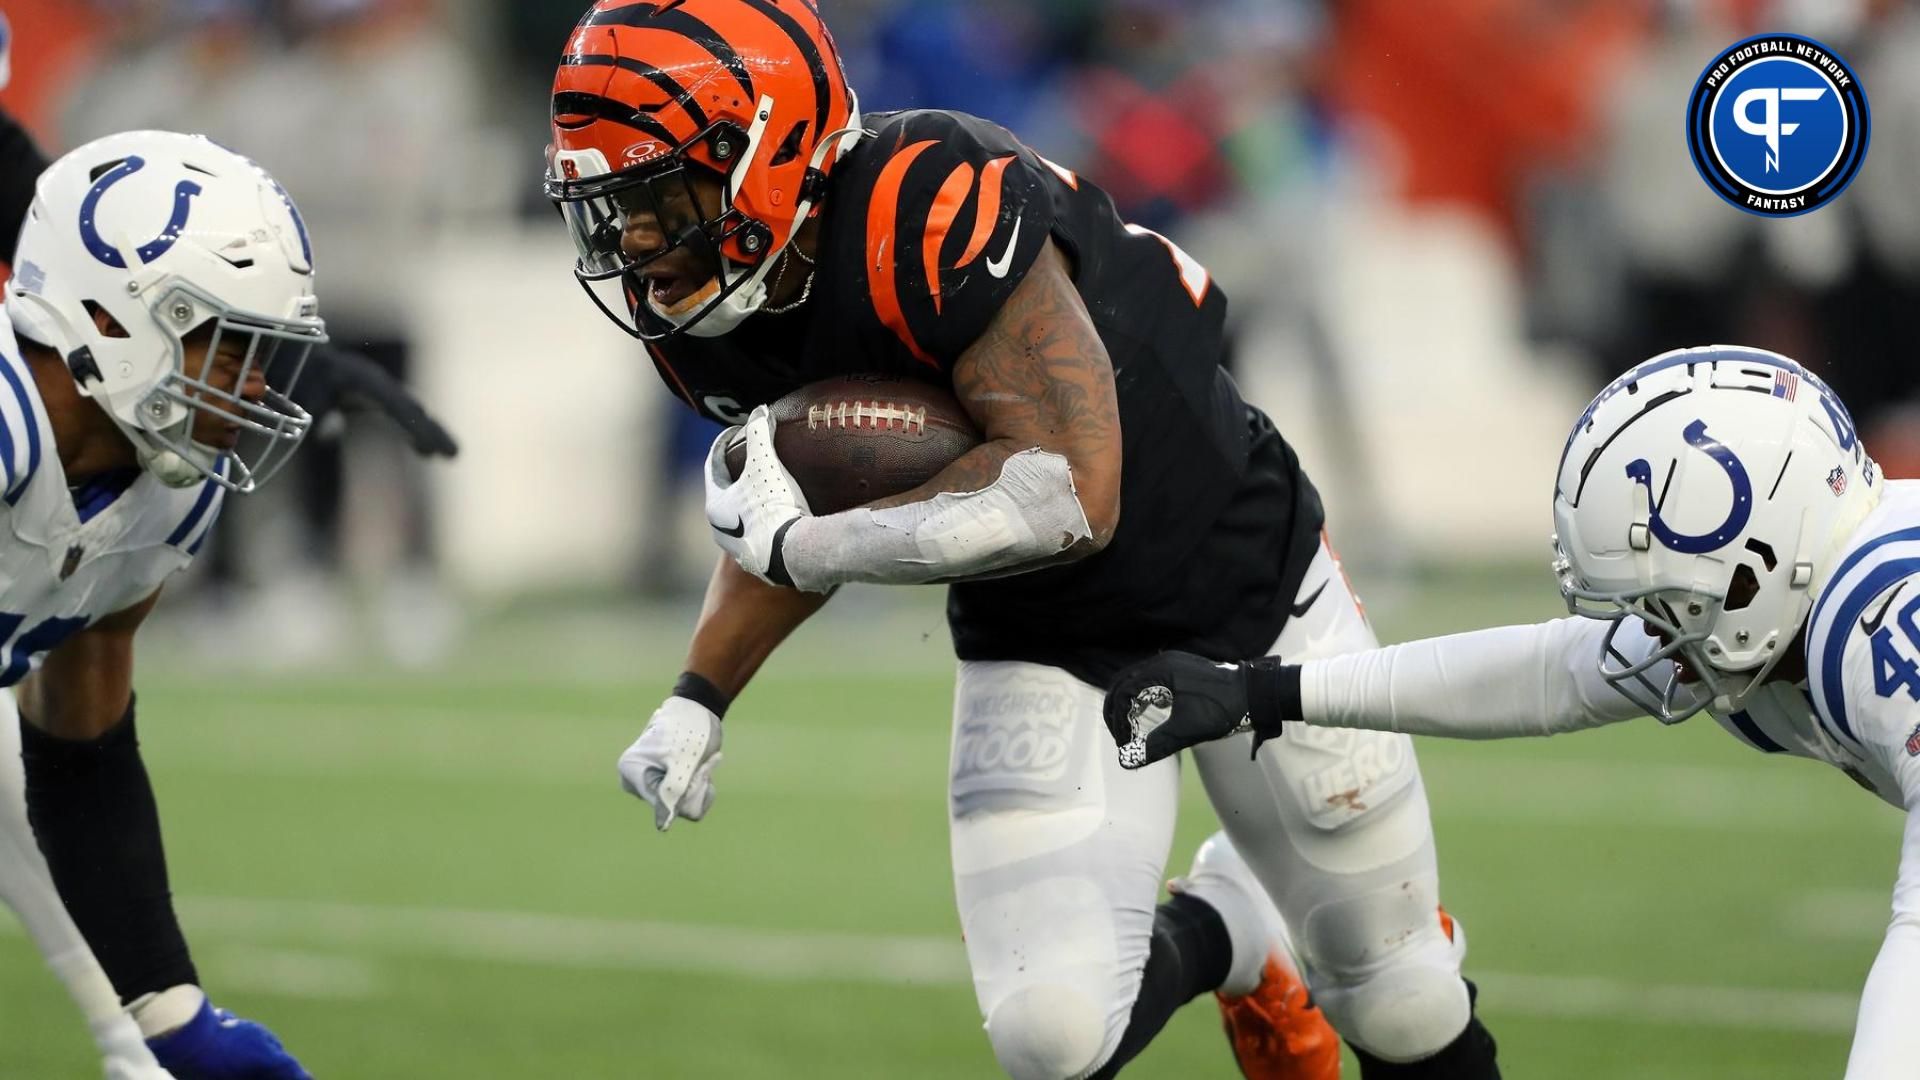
[
  {"xmin": 20, "ymin": 699, "xmax": 199, "ymax": 1002},
  {"xmin": 1085, "ymin": 892, "xmax": 1235, "ymax": 1080},
  {"xmin": 1352, "ymin": 979, "xmax": 1501, "ymax": 1080}
]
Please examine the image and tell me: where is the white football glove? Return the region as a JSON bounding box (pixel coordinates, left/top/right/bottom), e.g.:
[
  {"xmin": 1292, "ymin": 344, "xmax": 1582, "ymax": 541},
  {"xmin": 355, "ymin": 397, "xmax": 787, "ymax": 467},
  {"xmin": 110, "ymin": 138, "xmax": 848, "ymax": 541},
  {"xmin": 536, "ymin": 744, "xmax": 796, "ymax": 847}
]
[
  {"xmin": 703, "ymin": 404, "xmax": 810, "ymax": 587},
  {"xmin": 618, "ymin": 696, "xmax": 723, "ymax": 831}
]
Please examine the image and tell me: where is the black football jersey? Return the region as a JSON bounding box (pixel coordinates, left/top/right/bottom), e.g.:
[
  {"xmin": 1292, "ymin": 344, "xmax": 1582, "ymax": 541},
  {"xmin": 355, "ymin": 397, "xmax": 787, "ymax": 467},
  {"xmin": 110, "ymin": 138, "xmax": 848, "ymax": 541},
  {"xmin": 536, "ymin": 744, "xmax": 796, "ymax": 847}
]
[{"xmin": 646, "ymin": 109, "xmax": 1324, "ymax": 687}]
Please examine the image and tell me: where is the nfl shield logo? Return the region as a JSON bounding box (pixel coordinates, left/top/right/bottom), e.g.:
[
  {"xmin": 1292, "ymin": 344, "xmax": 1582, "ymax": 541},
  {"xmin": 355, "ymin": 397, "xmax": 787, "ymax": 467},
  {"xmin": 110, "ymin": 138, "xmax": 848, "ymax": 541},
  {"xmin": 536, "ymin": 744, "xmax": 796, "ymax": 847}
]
[
  {"xmin": 1828, "ymin": 467, "xmax": 1848, "ymax": 496},
  {"xmin": 1907, "ymin": 723, "xmax": 1920, "ymax": 757},
  {"xmin": 59, "ymin": 544, "xmax": 83, "ymax": 580}
]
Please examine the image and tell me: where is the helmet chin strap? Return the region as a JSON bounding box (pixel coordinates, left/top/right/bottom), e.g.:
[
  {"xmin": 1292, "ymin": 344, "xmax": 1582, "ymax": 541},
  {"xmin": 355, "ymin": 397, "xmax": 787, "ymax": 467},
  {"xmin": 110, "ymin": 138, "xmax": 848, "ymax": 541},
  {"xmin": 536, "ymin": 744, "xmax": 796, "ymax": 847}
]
[
  {"xmin": 135, "ymin": 444, "xmax": 205, "ymax": 488},
  {"xmin": 660, "ymin": 97, "xmax": 869, "ymax": 338}
]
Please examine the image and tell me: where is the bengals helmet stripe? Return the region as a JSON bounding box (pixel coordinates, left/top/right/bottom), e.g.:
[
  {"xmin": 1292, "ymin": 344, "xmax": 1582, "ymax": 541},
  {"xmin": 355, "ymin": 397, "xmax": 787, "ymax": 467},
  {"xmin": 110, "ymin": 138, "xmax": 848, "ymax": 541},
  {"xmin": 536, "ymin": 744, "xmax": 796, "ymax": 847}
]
[
  {"xmin": 868, "ymin": 139, "xmax": 940, "ymax": 367},
  {"xmin": 922, "ymin": 163, "xmax": 977, "ymax": 314},
  {"xmin": 561, "ymin": 52, "xmax": 712, "ymax": 134},
  {"xmin": 737, "ymin": 0, "xmax": 834, "ymax": 150},
  {"xmin": 550, "ymin": 90, "xmax": 680, "ymax": 145},
  {"xmin": 583, "ymin": 4, "xmax": 757, "ymax": 103}
]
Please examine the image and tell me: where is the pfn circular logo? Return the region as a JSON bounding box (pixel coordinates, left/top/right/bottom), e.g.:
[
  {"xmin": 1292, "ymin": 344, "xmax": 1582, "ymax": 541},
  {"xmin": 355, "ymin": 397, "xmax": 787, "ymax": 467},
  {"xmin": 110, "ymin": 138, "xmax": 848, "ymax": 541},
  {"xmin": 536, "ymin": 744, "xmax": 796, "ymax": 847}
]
[{"xmin": 1686, "ymin": 33, "xmax": 1869, "ymax": 217}]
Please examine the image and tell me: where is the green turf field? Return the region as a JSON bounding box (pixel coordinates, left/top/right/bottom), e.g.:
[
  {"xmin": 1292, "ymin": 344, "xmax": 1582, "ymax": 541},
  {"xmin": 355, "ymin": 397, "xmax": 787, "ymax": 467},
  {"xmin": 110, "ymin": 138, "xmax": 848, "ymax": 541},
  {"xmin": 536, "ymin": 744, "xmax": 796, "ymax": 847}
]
[{"xmin": 0, "ymin": 566, "xmax": 1899, "ymax": 1078}]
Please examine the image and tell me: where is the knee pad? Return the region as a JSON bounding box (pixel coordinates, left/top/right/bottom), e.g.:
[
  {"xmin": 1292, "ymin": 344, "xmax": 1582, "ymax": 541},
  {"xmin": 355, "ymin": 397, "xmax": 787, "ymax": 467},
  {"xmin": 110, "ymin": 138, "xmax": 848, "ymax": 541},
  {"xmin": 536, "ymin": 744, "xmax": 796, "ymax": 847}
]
[
  {"xmin": 1302, "ymin": 886, "xmax": 1470, "ymax": 1063},
  {"xmin": 983, "ymin": 983, "xmax": 1109, "ymax": 1080},
  {"xmin": 1316, "ymin": 956, "xmax": 1470, "ymax": 1064}
]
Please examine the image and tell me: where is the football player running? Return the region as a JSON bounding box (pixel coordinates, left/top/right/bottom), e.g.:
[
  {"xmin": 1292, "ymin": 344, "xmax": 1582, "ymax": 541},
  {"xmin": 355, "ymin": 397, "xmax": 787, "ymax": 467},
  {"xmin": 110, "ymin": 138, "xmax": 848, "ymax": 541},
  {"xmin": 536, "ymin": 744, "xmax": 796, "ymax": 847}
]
[
  {"xmin": 549, "ymin": 2, "xmax": 1501, "ymax": 1077},
  {"xmin": 1105, "ymin": 347, "xmax": 1917, "ymax": 1078},
  {"xmin": 0, "ymin": 130, "xmax": 326, "ymax": 1079}
]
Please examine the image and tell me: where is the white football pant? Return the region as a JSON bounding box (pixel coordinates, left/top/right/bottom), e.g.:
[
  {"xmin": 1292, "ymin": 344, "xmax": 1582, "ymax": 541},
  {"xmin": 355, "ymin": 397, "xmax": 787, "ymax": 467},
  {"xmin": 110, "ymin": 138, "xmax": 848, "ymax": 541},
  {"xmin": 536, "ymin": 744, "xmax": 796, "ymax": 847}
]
[{"xmin": 949, "ymin": 539, "xmax": 1470, "ymax": 1078}]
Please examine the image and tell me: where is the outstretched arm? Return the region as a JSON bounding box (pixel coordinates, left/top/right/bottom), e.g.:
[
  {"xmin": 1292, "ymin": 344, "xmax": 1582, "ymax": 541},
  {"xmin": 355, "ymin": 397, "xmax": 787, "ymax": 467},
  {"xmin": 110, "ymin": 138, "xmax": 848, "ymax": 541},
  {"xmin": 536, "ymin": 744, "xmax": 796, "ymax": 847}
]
[
  {"xmin": 1104, "ymin": 616, "xmax": 1652, "ymax": 768},
  {"xmin": 1844, "ymin": 799, "xmax": 1920, "ymax": 1078},
  {"xmin": 1297, "ymin": 616, "xmax": 1648, "ymax": 738}
]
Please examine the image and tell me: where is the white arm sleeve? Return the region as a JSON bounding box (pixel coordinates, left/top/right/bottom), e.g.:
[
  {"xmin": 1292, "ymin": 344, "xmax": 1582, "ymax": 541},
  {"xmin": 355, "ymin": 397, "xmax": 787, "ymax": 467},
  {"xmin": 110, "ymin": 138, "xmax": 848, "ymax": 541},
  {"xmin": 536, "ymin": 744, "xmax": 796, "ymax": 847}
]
[
  {"xmin": 779, "ymin": 447, "xmax": 1092, "ymax": 591},
  {"xmin": 1298, "ymin": 616, "xmax": 1651, "ymax": 738},
  {"xmin": 1844, "ymin": 801, "xmax": 1920, "ymax": 1079},
  {"xmin": 1841, "ymin": 625, "xmax": 1920, "ymax": 1079}
]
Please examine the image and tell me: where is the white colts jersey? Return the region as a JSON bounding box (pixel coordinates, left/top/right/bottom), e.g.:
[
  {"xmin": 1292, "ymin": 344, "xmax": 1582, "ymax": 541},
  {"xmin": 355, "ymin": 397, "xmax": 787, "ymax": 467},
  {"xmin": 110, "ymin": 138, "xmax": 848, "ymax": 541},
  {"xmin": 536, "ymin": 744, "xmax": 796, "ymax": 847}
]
[
  {"xmin": 1300, "ymin": 489, "xmax": 1920, "ymax": 1077},
  {"xmin": 1685, "ymin": 480, "xmax": 1920, "ymax": 809},
  {"xmin": 0, "ymin": 308, "xmax": 225, "ymax": 687},
  {"xmin": 1790, "ymin": 479, "xmax": 1920, "ymax": 809}
]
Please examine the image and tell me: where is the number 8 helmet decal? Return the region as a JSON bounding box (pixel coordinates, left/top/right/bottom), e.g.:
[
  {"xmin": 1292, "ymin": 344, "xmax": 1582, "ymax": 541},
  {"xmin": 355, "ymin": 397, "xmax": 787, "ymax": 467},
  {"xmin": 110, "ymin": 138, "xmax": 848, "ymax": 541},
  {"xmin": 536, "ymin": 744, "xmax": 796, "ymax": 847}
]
[{"xmin": 1553, "ymin": 346, "xmax": 1880, "ymax": 723}]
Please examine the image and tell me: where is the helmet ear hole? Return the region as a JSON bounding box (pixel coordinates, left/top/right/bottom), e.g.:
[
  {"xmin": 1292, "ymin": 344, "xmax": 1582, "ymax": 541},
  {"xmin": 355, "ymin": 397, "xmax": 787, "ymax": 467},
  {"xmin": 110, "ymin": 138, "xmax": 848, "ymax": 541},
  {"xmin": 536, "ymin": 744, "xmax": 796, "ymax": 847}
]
[
  {"xmin": 770, "ymin": 121, "xmax": 809, "ymax": 166},
  {"xmin": 80, "ymin": 300, "xmax": 130, "ymax": 338},
  {"xmin": 1724, "ymin": 563, "xmax": 1761, "ymax": 612}
]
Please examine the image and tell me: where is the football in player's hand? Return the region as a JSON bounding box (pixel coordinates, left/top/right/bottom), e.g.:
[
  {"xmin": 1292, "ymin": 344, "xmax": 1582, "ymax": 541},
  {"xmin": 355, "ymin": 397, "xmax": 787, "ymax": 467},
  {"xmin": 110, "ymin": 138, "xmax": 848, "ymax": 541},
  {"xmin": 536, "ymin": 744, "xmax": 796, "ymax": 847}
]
[{"xmin": 725, "ymin": 375, "xmax": 982, "ymax": 514}]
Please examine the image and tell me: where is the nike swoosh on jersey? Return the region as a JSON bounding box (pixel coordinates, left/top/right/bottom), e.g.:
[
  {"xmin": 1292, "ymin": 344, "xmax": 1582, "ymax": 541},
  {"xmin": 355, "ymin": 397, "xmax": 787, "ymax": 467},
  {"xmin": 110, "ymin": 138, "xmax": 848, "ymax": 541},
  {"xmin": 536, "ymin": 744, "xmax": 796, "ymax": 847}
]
[
  {"xmin": 985, "ymin": 216, "xmax": 1022, "ymax": 278},
  {"xmin": 711, "ymin": 517, "xmax": 747, "ymax": 538},
  {"xmin": 1290, "ymin": 580, "xmax": 1328, "ymax": 619},
  {"xmin": 1861, "ymin": 580, "xmax": 1908, "ymax": 635}
]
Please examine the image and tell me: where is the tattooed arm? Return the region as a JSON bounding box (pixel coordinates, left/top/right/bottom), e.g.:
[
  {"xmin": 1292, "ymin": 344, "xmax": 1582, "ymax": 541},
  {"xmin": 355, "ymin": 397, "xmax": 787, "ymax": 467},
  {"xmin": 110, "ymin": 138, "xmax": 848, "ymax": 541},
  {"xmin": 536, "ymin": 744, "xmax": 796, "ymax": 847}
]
[{"xmin": 774, "ymin": 240, "xmax": 1121, "ymax": 589}]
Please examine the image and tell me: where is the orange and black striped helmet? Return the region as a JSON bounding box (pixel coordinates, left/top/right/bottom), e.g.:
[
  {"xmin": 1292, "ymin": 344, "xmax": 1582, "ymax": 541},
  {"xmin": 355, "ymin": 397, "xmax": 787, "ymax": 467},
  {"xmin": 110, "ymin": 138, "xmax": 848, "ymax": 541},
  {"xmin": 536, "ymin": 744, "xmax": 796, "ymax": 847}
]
[{"xmin": 546, "ymin": 0, "xmax": 859, "ymax": 339}]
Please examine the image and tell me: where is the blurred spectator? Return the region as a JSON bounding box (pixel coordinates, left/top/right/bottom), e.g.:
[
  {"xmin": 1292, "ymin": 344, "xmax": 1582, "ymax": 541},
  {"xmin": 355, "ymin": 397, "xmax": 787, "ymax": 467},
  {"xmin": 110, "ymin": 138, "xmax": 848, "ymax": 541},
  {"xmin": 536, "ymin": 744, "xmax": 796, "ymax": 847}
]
[{"xmin": 46, "ymin": 0, "xmax": 506, "ymax": 663}]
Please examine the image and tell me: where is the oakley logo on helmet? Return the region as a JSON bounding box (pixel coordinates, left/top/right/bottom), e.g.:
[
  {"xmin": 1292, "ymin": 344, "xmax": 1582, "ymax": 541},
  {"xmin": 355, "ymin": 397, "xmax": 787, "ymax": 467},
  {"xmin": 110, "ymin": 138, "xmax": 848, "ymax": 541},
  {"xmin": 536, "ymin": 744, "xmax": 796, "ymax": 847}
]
[
  {"xmin": 1624, "ymin": 419, "xmax": 1753, "ymax": 555},
  {"xmin": 1686, "ymin": 33, "xmax": 1870, "ymax": 217},
  {"xmin": 78, "ymin": 156, "xmax": 202, "ymax": 269}
]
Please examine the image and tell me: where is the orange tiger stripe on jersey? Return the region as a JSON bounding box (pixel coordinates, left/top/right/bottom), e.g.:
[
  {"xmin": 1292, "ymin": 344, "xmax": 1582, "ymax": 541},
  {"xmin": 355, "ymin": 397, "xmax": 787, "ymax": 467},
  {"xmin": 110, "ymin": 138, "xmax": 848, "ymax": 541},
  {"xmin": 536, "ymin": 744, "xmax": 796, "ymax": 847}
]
[
  {"xmin": 868, "ymin": 139, "xmax": 940, "ymax": 368},
  {"xmin": 954, "ymin": 155, "xmax": 1014, "ymax": 269},
  {"xmin": 1439, "ymin": 906, "xmax": 1456, "ymax": 942},
  {"xmin": 923, "ymin": 162, "xmax": 977, "ymax": 314}
]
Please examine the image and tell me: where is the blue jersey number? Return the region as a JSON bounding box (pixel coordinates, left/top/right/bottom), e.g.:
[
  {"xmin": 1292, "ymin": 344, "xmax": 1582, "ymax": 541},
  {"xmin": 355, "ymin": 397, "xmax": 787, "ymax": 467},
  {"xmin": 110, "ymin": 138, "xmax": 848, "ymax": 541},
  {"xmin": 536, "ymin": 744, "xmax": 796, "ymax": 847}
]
[
  {"xmin": 0, "ymin": 612, "xmax": 91, "ymax": 687},
  {"xmin": 1870, "ymin": 591, "xmax": 1920, "ymax": 701}
]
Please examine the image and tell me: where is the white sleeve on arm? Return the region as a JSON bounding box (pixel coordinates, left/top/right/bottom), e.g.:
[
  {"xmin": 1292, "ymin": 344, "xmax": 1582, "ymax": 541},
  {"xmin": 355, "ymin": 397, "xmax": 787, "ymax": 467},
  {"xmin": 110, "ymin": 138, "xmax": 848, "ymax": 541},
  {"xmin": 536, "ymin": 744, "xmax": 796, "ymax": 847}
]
[
  {"xmin": 780, "ymin": 447, "xmax": 1092, "ymax": 590},
  {"xmin": 1297, "ymin": 616, "xmax": 1651, "ymax": 738},
  {"xmin": 1842, "ymin": 662, "xmax": 1920, "ymax": 1079}
]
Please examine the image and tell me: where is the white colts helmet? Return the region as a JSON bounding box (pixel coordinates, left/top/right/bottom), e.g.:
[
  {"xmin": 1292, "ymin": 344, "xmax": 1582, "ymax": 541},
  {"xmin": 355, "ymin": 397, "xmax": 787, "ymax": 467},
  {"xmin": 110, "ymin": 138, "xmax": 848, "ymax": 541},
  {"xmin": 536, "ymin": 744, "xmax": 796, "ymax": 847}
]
[
  {"xmin": 6, "ymin": 130, "xmax": 325, "ymax": 492},
  {"xmin": 1553, "ymin": 346, "xmax": 1880, "ymax": 723}
]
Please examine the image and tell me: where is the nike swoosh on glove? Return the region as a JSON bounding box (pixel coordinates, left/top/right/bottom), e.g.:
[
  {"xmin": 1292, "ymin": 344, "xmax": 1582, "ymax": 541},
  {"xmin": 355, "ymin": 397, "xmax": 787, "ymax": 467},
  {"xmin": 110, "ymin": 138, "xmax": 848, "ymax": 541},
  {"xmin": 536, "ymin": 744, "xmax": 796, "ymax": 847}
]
[
  {"xmin": 702, "ymin": 404, "xmax": 810, "ymax": 587},
  {"xmin": 618, "ymin": 696, "xmax": 723, "ymax": 831},
  {"xmin": 1102, "ymin": 651, "xmax": 1299, "ymax": 768},
  {"xmin": 147, "ymin": 1000, "xmax": 312, "ymax": 1080}
]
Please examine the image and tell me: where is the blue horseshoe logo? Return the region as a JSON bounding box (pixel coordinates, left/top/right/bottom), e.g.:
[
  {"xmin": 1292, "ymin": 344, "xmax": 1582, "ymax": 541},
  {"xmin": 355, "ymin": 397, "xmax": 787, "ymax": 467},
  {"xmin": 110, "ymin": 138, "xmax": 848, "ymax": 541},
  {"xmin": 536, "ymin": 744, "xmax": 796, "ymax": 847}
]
[
  {"xmin": 78, "ymin": 155, "xmax": 203, "ymax": 269},
  {"xmin": 1624, "ymin": 419, "xmax": 1753, "ymax": 554}
]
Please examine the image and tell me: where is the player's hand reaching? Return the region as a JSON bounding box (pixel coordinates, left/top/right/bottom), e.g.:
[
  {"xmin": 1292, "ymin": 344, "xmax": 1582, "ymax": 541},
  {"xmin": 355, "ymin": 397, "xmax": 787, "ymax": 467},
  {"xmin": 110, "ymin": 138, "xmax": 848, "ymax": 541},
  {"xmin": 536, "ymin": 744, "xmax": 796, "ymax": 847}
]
[
  {"xmin": 618, "ymin": 697, "xmax": 723, "ymax": 831},
  {"xmin": 704, "ymin": 404, "xmax": 811, "ymax": 588},
  {"xmin": 289, "ymin": 345, "xmax": 460, "ymax": 458},
  {"xmin": 1103, "ymin": 652, "xmax": 1301, "ymax": 768}
]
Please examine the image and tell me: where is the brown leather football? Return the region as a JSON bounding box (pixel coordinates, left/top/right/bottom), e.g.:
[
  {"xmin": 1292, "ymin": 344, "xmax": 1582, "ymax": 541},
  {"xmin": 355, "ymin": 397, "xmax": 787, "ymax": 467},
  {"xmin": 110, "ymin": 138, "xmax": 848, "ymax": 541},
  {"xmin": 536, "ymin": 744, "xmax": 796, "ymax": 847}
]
[{"xmin": 724, "ymin": 375, "xmax": 983, "ymax": 515}]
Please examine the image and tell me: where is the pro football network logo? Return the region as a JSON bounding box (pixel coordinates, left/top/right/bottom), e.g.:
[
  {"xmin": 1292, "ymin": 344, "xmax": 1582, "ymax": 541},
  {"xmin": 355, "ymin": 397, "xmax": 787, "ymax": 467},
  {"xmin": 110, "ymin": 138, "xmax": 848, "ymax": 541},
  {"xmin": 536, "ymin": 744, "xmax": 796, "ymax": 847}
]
[{"xmin": 1686, "ymin": 33, "xmax": 1869, "ymax": 217}]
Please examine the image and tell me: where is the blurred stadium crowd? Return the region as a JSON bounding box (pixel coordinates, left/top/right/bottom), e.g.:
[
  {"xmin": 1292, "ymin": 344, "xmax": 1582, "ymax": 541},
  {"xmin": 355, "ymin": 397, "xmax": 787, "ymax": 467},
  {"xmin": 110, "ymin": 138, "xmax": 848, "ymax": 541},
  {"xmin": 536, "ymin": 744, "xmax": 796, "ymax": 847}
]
[{"xmin": 3, "ymin": 0, "xmax": 1916, "ymax": 655}]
